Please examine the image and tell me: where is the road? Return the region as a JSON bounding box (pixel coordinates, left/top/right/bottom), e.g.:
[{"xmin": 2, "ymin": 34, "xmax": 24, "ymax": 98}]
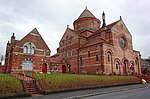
[
  {"xmin": 81, "ymin": 84, "xmax": 150, "ymax": 99},
  {"xmin": 15, "ymin": 83, "xmax": 150, "ymax": 99}
]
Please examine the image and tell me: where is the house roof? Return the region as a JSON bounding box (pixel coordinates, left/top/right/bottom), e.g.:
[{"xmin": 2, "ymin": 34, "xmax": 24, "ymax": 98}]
[
  {"xmin": 50, "ymin": 57, "xmax": 62, "ymax": 63},
  {"xmin": 81, "ymin": 38, "xmax": 107, "ymax": 48},
  {"xmin": 92, "ymin": 20, "xmax": 120, "ymax": 35},
  {"xmin": 141, "ymin": 59, "xmax": 150, "ymax": 67},
  {"xmin": 78, "ymin": 7, "xmax": 96, "ymax": 19},
  {"xmin": 60, "ymin": 27, "xmax": 77, "ymax": 42},
  {"xmin": 81, "ymin": 20, "xmax": 121, "ymax": 48},
  {"xmin": 50, "ymin": 53, "xmax": 59, "ymax": 58},
  {"xmin": 106, "ymin": 20, "xmax": 120, "ymax": 29},
  {"xmin": 15, "ymin": 28, "xmax": 50, "ymax": 51}
]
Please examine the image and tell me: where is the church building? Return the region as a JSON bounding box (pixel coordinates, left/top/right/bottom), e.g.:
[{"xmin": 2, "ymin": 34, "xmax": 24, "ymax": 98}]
[
  {"xmin": 4, "ymin": 28, "xmax": 51, "ymax": 73},
  {"xmin": 52, "ymin": 7, "xmax": 141, "ymax": 75}
]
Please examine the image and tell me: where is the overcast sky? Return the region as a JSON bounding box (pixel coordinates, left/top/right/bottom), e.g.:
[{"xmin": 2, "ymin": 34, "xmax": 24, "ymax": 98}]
[{"xmin": 0, "ymin": 0, "xmax": 150, "ymax": 59}]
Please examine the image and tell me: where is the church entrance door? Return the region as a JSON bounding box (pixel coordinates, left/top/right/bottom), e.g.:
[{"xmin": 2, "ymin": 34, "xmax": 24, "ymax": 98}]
[
  {"xmin": 123, "ymin": 60, "xmax": 128, "ymax": 74},
  {"xmin": 62, "ymin": 65, "xmax": 66, "ymax": 73}
]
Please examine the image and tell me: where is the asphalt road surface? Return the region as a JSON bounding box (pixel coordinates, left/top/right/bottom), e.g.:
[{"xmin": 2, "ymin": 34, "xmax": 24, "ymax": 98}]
[
  {"xmin": 81, "ymin": 84, "xmax": 150, "ymax": 99},
  {"xmin": 15, "ymin": 83, "xmax": 150, "ymax": 99}
]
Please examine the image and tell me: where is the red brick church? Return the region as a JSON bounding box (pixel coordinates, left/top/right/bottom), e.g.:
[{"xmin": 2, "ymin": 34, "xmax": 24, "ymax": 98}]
[
  {"xmin": 52, "ymin": 7, "xmax": 141, "ymax": 75},
  {"xmin": 4, "ymin": 7, "xmax": 141, "ymax": 75},
  {"xmin": 5, "ymin": 28, "xmax": 51, "ymax": 73}
]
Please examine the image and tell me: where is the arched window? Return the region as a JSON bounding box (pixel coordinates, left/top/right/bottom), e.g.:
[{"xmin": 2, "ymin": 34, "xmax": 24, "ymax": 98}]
[
  {"xmin": 79, "ymin": 22, "xmax": 82, "ymax": 30},
  {"xmin": 116, "ymin": 61, "xmax": 120, "ymax": 70},
  {"xmin": 31, "ymin": 47, "xmax": 35, "ymax": 54},
  {"xmin": 88, "ymin": 51, "xmax": 90, "ymax": 58},
  {"xmin": 22, "ymin": 60, "xmax": 34, "ymax": 70},
  {"xmin": 51, "ymin": 65, "xmax": 54, "ymax": 71},
  {"xmin": 107, "ymin": 52, "xmax": 112, "ymax": 63},
  {"xmin": 28, "ymin": 43, "xmax": 31, "ymax": 54},
  {"xmin": 130, "ymin": 63, "xmax": 134, "ymax": 71},
  {"xmin": 108, "ymin": 54, "xmax": 110, "ymax": 62},
  {"xmin": 135, "ymin": 57, "xmax": 140, "ymax": 73},
  {"xmin": 23, "ymin": 42, "xmax": 35, "ymax": 54},
  {"xmin": 108, "ymin": 54, "xmax": 111, "ymax": 62},
  {"xmin": 23, "ymin": 46, "xmax": 28, "ymax": 53},
  {"xmin": 44, "ymin": 49, "xmax": 46, "ymax": 56},
  {"xmin": 80, "ymin": 57, "xmax": 83, "ymax": 66},
  {"xmin": 120, "ymin": 37, "xmax": 126, "ymax": 49},
  {"xmin": 91, "ymin": 22, "xmax": 94, "ymax": 28},
  {"xmin": 96, "ymin": 54, "xmax": 98, "ymax": 62}
]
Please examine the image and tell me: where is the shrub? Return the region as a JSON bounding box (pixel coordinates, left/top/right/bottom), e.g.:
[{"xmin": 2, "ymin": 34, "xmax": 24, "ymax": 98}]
[
  {"xmin": 30, "ymin": 74, "xmax": 140, "ymax": 91},
  {"xmin": 0, "ymin": 74, "xmax": 24, "ymax": 94}
]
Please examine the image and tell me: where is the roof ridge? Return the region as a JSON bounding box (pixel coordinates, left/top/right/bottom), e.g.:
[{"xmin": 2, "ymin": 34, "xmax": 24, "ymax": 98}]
[{"xmin": 106, "ymin": 20, "xmax": 120, "ymax": 28}]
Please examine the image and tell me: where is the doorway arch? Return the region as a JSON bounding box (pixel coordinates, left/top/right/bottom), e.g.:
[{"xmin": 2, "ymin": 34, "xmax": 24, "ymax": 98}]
[
  {"xmin": 62, "ymin": 65, "xmax": 66, "ymax": 73},
  {"xmin": 42, "ymin": 63, "xmax": 47, "ymax": 73},
  {"xmin": 123, "ymin": 59, "xmax": 129, "ymax": 74}
]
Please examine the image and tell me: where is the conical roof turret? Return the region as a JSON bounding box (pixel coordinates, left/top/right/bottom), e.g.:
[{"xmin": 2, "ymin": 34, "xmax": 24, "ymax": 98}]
[
  {"xmin": 78, "ymin": 7, "xmax": 96, "ymax": 19},
  {"xmin": 73, "ymin": 7, "xmax": 101, "ymax": 31}
]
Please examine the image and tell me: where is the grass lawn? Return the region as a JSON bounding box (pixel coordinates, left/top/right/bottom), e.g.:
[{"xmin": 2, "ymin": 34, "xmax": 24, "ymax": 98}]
[
  {"xmin": 29, "ymin": 73, "xmax": 140, "ymax": 91},
  {"xmin": 0, "ymin": 74, "xmax": 24, "ymax": 94}
]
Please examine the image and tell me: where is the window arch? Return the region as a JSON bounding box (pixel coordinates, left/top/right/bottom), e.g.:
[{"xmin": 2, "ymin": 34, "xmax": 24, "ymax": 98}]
[
  {"xmin": 31, "ymin": 47, "xmax": 35, "ymax": 54},
  {"xmin": 23, "ymin": 42, "xmax": 35, "ymax": 54},
  {"xmin": 28, "ymin": 43, "xmax": 31, "ymax": 53},
  {"xmin": 23, "ymin": 46, "xmax": 28, "ymax": 53},
  {"xmin": 96, "ymin": 54, "xmax": 98, "ymax": 62},
  {"xmin": 120, "ymin": 36, "xmax": 126, "ymax": 49},
  {"xmin": 91, "ymin": 22, "xmax": 94, "ymax": 28},
  {"xmin": 107, "ymin": 52, "xmax": 111, "ymax": 62},
  {"xmin": 135, "ymin": 57, "xmax": 140, "ymax": 74},
  {"xmin": 22, "ymin": 60, "xmax": 34, "ymax": 70},
  {"xmin": 116, "ymin": 61, "xmax": 120, "ymax": 70},
  {"xmin": 130, "ymin": 63, "xmax": 134, "ymax": 71},
  {"xmin": 79, "ymin": 22, "xmax": 82, "ymax": 30},
  {"xmin": 80, "ymin": 57, "xmax": 83, "ymax": 66}
]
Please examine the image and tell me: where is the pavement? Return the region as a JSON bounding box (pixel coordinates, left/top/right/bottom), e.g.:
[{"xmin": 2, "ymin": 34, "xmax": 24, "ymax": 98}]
[
  {"xmin": 16, "ymin": 83, "xmax": 150, "ymax": 99},
  {"xmin": 81, "ymin": 83, "xmax": 150, "ymax": 99}
]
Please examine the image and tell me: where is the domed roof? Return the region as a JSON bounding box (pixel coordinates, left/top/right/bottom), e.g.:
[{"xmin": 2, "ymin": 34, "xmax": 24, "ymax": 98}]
[{"xmin": 78, "ymin": 7, "xmax": 96, "ymax": 19}]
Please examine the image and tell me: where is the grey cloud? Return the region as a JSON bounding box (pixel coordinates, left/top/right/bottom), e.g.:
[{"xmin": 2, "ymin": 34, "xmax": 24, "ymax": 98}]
[{"xmin": 0, "ymin": 0, "xmax": 150, "ymax": 58}]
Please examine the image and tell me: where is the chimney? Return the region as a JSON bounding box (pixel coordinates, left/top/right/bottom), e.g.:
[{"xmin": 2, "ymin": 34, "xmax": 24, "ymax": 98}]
[{"xmin": 102, "ymin": 11, "xmax": 106, "ymax": 28}]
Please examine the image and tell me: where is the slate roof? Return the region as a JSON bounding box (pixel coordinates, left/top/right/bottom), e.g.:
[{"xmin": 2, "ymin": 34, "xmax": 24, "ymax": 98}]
[
  {"xmin": 15, "ymin": 28, "xmax": 50, "ymax": 51},
  {"xmin": 106, "ymin": 20, "xmax": 120, "ymax": 29},
  {"xmin": 81, "ymin": 38, "xmax": 107, "ymax": 48},
  {"xmin": 81, "ymin": 20, "xmax": 120, "ymax": 48},
  {"xmin": 141, "ymin": 59, "xmax": 150, "ymax": 68},
  {"xmin": 93, "ymin": 20, "xmax": 120, "ymax": 34},
  {"xmin": 78, "ymin": 7, "xmax": 96, "ymax": 19}
]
